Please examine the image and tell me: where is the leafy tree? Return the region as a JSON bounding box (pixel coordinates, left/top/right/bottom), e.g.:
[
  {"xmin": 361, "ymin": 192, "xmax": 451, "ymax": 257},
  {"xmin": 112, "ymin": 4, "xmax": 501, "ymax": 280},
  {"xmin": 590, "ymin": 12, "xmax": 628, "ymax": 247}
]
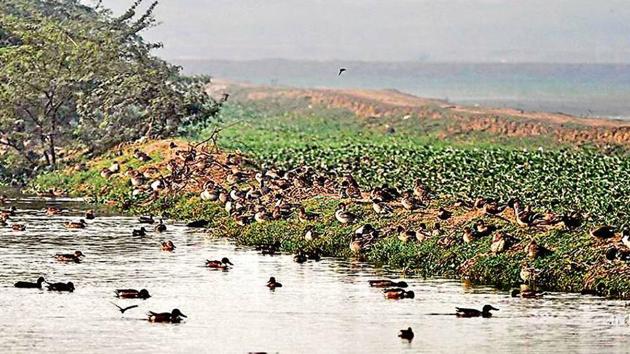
[{"xmin": 0, "ymin": 0, "xmax": 219, "ymax": 178}]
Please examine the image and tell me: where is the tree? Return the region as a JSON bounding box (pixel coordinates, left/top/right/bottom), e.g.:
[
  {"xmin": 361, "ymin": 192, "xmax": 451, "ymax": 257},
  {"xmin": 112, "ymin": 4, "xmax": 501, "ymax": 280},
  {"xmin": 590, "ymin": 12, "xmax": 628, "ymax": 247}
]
[{"xmin": 0, "ymin": 0, "xmax": 219, "ymax": 177}]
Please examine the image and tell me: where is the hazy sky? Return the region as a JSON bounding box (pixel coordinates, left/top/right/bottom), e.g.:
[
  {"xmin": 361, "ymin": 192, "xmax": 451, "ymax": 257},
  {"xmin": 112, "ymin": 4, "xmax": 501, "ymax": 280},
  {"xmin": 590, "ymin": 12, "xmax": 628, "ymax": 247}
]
[{"xmin": 98, "ymin": 0, "xmax": 630, "ymax": 63}]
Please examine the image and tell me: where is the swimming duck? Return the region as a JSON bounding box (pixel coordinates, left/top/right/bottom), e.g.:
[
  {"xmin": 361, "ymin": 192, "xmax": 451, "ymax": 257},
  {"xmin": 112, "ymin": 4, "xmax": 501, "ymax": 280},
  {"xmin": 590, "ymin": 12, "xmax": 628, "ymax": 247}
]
[
  {"xmin": 154, "ymin": 220, "xmax": 167, "ymax": 232},
  {"xmin": 85, "ymin": 210, "xmax": 96, "ymax": 220},
  {"xmin": 437, "ymin": 208, "xmax": 452, "ymax": 221},
  {"xmin": 186, "ymin": 219, "xmax": 209, "ymax": 228},
  {"xmin": 398, "ymin": 327, "xmax": 414, "ymax": 341},
  {"xmin": 147, "ymin": 309, "xmax": 187, "ymax": 323},
  {"xmin": 1, "ymin": 206, "xmax": 17, "ymax": 217},
  {"xmin": 267, "ymin": 277, "xmax": 283, "ymax": 289},
  {"xmin": 46, "ymin": 207, "xmax": 62, "ymax": 216},
  {"xmin": 55, "ymin": 251, "xmax": 84, "ymax": 263},
  {"xmin": 511, "ymin": 288, "xmax": 544, "ymax": 299},
  {"xmin": 298, "ymin": 207, "xmax": 319, "ymax": 222},
  {"xmin": 115, "ymin": 288, "xmax": 151, "ymax": 299},
  {"xmin": 335, "ymin": 203, "xmax": 357, "ymax": 224},
  {"xmin": 64, "ymin": 219, "xmax": 87, "ymax": 229},
  {"xmin": 11, "ymin": 224, "xmax": 26, "ymax": 231},
  {"xmin": 455, "ymin": 305, "xmax": 499, "ymax": 318},
  {"xmin": 47, "ymin": 281, "xmax": 75, "ymax": 292},
  {"xmin": 590, "ymin": 226, "xmax": 615, "ymax": 240},
  {"xmin": 133, "ymin": 227, "xmax": 147, "ymax": 237},
  {"xmin": 14, "ymin": 276, "xmax": 45, "ymax": 289},
  {"xmin": 384, "ymin": 288, "xmax": 415, "ymax": 299},
  {"xmin": 161, "ymin": 240, "xmax": 176, "ymax": 251},
  {"xmin": 293, "ymin": 251, "xmax": 308, "ymax": 263},
  {"xmin": 138, "ymin": 215, "xmax": 155, "ymax": 224},
  {"xmin": 368, "ymin": 280, "xmax": 408, "ymax": 288},
  {"xmin": 206, "ymin": 257, "xmax": 233, "ymax": 269},
  {"xmin": 0, "ymin": 218, "xmax": 6, "ymax": 227}
]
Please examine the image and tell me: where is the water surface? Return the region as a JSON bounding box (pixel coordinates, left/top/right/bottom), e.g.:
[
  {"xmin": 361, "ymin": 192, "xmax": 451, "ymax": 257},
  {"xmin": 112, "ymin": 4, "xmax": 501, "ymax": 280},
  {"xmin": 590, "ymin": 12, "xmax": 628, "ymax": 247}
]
[{"xmin": 1, "ymin": 197, "xmax": 629, "ymax": 353}]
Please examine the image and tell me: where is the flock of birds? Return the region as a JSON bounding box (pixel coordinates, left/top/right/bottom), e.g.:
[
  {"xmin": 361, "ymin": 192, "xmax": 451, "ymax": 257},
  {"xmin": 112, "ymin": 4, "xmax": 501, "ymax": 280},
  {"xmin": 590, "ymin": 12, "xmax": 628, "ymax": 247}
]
[{"xmin": 5, "ymin": 137, "xmax": 630, "ymax": 341}]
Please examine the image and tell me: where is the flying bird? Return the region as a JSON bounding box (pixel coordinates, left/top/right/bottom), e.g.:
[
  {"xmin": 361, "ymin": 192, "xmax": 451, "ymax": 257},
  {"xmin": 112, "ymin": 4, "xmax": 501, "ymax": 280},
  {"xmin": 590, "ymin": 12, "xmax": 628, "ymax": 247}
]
[
  {"xmin": 111, "ymin": 302, "xmax": 139, "ymax": 314},
  {"xmin": 338, "ymin": 68, "xmax": 347, "ymax": 76}
]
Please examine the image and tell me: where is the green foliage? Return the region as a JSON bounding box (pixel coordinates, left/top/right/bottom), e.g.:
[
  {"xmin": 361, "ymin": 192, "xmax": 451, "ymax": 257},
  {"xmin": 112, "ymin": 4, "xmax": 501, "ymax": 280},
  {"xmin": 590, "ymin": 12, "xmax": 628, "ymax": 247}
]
[{"xmin": 0, "ymin": 0, "xmax": 219, "ymax": 181}]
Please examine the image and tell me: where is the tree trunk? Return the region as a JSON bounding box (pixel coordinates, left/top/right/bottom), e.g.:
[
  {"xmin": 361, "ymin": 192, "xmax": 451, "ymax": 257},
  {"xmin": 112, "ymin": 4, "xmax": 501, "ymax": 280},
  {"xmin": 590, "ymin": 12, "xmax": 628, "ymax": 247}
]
[{"xmin": 48, "ymin": 134, "xmax": 56, "ymax": 168}]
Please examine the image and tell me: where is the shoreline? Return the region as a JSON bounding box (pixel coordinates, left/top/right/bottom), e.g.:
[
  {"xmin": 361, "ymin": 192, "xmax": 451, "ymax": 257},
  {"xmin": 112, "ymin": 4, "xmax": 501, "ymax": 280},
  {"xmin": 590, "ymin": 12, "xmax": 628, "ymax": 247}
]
[{"xmin": 29, "ymin": 138, "xmax": 630, "ymax": 300}]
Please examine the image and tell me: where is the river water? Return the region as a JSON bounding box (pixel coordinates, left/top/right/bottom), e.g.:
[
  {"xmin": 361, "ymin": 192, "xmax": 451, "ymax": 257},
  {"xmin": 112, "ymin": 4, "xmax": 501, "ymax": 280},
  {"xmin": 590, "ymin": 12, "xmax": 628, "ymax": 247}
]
[{"xmin": 1, "ymin": 195, "xmax": 629, "ymax": 353}]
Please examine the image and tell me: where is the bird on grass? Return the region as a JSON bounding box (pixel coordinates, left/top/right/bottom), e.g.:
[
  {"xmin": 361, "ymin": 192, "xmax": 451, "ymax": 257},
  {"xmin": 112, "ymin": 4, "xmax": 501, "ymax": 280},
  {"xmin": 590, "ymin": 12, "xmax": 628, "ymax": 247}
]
[{"xmin": 111, "ymin": 302, "xmax": 139, "ymax": 314}]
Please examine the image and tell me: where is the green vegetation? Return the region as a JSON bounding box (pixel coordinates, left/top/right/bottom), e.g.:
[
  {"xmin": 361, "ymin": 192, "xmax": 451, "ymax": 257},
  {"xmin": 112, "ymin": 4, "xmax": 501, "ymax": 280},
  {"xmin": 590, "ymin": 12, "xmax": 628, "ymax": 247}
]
[
  {"xmin": 30, "ymin": 97, "xmax": 630, "ymax": 299},
  {"xmin": 0, "ymin": 0, "xmax": 219, "ymax": 180}
]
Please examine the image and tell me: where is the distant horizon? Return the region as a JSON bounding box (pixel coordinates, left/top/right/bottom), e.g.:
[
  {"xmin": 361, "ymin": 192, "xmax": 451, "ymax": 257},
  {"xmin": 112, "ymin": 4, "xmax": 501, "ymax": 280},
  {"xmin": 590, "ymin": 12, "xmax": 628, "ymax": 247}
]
[{"xmin": 172, "ymin": 58, "xmax": 630, "ymax": 65}]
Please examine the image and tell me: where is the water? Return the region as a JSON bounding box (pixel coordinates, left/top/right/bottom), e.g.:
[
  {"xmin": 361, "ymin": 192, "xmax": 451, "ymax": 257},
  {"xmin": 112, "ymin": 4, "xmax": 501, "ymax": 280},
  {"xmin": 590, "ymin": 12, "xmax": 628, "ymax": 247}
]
[
  {"xmin": 2, "ymin": 196, "xmax": 630, "ymax": 353},
  {"xmin": 179, "ymin": 59, "xmax": 630, "ymax": 119}
]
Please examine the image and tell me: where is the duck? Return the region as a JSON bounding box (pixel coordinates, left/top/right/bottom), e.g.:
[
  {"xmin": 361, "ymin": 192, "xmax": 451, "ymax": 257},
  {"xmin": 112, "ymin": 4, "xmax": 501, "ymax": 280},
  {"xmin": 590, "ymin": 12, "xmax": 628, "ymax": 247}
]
[
  {"xmin": 335, "ymin": 203, "xmax": 357, "ymax": 224},
  {"xmin": 396, "ymin": 226, "xmax": 417, "ymax": 243},
  {"xmin": 384, "ymin": 288, "xmax": 415, "ymax": 299},
  {"xmin": 254, "ymin": 208, "xmax": 269, "ymax": 223},
  {"xmin": 431, "ymin": 222, "xmax": 443, "ymax": 237},
  {"xmin": 138, "ymin": 215, "xmax": 154, "ymax": 224},
  {"xmin": 47, "ymin": 281, "xmax": 75, "ymax": 292},
  {"xmin": 11, "ymin": 224, "xmax": 26, "ymax": 231},
  {"xmin": 267, "ymin": 277, "xmax": 283, "ymax": 289},
  {"xmin": 154, "ymin": 219, "xmax": 167, "ymax": 232},
  {"xmin": 115, "ymin": 288, "xmax": 151, "ymax": 299},
  {"xmin": 590, "ymin": 226, "xmax": 616, "ymax": 240},
  {"xmin": 64, "ymin": 219, "xmax": 87, "ymax": 229},
  {"xmin": 437, "ymin": 208, "xmax": 452, "ymax": 220},
  {"xmin": 200, "ymin": 187, "xmax": 219, "ymax": 202},
  {"xmin": 85, "ymin": 210, "xmax": 96, "ymax": 220},
  {"xmin": 304, "ymin": 227, "xmax": 318, "ymax": 241},
  {"xmin": 55, "ymin": 251, "xmax": 84, "ymax": 263},
  {"xmin": 462, "ymin": 227, "xmax": 476, "ymax": 244},
  {"xmin": 160, "ymin": 240, "xmax": 175, "ymax": 251},
  {"xmin": 372, "ymin": 199, "xmax": 393, "ymax": 216},
  {"xmin": 298, "ymin": 207, "xmax": 319, "ymax": 222},
  {"xmin": 527, "ymin": 240, "xmax": 551, "ymax": 259},
  {"xmin": 490, "ymin": 232, "xmax": 516, "ymax": 254},
  {"xmin": 108, "ymin": 162, "xmax": 120, "ymax": 173},
  {"xmin": 622, "ymin": 230, "xmax": 630, "ymax": 249},
  {"xmin": 14, "ymin": 276, "xmax": 45, "ymax": 289},
  {"xmin": 513, "ymin": 201, "xmax": 543, "ymax": 227},
  {"xmin": 398, "ymin": 327, "xmax": 414, "ymax": 341},
  {"xmin": 511, "ymin": 288, "xmax": 544, "ymax": 299},
  {"xmin": 46, "ymin": 206, "xmax": 62, "ymax": 216},
  {"xmin": 482, "ymin": 201, "xmax": 508, "ymax": 215},
  {"xmin": 147, "ymin": 309, "xmax": 187, "ymax": 323},
  {"xmin": 413, "ymin": 179, "xmax": 429, "ymax": 199},
  {"xmin": 520, "ymin": 265, "xmax": 537, "ymax": 283},
  {"xmin": 368, "ymin": 280, "xmax": 408, "ymax": 288},
  {"xmin": 132, "ymin": 227, "xmax": 147, "ymax": 237},
  {"xmin": 186, "ymin": 219, "xmax": 209, "ymax": 228},
  {"xmin": 1, "ymin": 206, "xmax": 17, "ymax": 217},
  {"xmin": 400, "ymin": 192, "xmax": 421, "ymax": 211},
  {"xmin": 293, "ymin": 251, "xmax": 308, "ymax": 263},
  {"xmin": 473, "ymin": 220, "xmax": 494, "ymax": 237},
  {"xmin": 455, "ymin": 305, "xmax": 499, "ymax": 317},
  {"xmin": 206, "ymin": 257, "xmax": 233, "ymax": 269}
]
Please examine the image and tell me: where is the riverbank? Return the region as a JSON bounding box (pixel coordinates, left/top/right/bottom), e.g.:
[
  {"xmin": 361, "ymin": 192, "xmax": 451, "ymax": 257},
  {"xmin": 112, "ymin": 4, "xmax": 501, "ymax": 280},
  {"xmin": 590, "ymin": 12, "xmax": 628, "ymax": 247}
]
[{"xmin": 30, "ymin": 136, "xmax": 630, "ymax": 299}]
